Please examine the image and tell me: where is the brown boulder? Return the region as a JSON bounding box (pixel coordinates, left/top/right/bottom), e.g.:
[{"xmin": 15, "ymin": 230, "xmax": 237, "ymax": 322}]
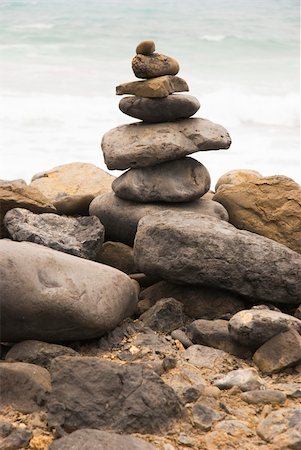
[
  {"xmin": 215, "ymin": 169, "xmax": 262, "ymax": 190},
  {"xmin": 116, "ymin": 75, "xmax": 188, "ymax": 98},
  {"xmin": 132, "ymin": 53, "xmax": 179, "ymax": 79}
]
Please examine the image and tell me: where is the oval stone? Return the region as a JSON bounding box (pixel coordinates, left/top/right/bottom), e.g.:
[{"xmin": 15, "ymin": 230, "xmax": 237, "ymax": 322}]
[
  {"xmin": 136, "ymin": 40, "xmax": 156, "ymax": 55},
  {"xmin": 132, "ymin": 53, "xmax": 179, "ymax": 79}
]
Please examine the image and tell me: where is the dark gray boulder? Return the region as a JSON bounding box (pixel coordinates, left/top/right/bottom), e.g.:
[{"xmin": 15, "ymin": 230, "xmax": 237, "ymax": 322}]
[{"xmin": 139, "ymin": 298, "xmax": 186, "ymax": 333}]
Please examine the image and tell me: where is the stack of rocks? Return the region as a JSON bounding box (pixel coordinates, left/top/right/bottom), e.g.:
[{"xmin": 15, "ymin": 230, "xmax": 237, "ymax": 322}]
[{"xmin": 90, "ymin": 40, "xmax": 232, "ymax": 245}]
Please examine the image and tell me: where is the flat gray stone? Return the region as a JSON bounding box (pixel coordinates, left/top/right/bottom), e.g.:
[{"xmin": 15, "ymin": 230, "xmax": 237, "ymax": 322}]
[
  {"xmin": 214, "ymin": 368, "xmax": 264, "ymax": 392},
  {"xmin": 133, "ymin": 211, "xmax": 301, "ymax": 304},
  {"xmin": 257, "ymin": 407, "xmax": 301, "ymax": 444},
  {"xmin": 192, "ymin": 402, "xmax": 223, "ymax": 431},
  {"xmin": 112, "ymin": 157, "xmax": 210, "ymax": 203},
  {"xmin": 101, "ymin": 118, "xmax": 231, "ymax": 170},
  {"xmin": 241, "ymin": 389, "xmax": 286, "ymax": 404},
  {"xmin": 0, "ymin": 240, "xmax": 138, "ymax": 342},
  {"xmin": 4, "ymin": 208, "xmax": 104, "ymax": 260},
  {"xmin": 119, "ymin": 94, "xmax": 200, "ymax": 123},
  {"xmin": 183, "ymin": 345, "xmax": 235, "ymax": 370}
]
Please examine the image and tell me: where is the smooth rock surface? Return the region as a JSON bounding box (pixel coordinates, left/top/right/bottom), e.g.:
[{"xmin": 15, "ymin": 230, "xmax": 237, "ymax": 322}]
[
  {"xmin": 134, "ymin": 211, "xmax": 301, "ymax": 304},
  {"xmin": 228, "ymin": 309, "xmax": 301, "ymax": 348},
  {"xmin": 136, "ymin": 40, "xmax": 155, "ymax": 55},
  {"xmin": 215, "ymin": 169, "xmax": 262, "ymax": 190},
  {"xmin": 96, "ymin": 241, "xmax": 136, "ymax": 274},
  {"xmin": 49, "ymin": 429, "xmax": 156, "ymax": 450},
  {"xmin": 102, "ymin": 118, "xmax": 231, "ymax": 170},
  {"xmin": 213, "ymin": 175, "xmax": 301, "ymax": 254},
  {"xmin": 0, "ymin": 362, "xmax": 51, "ymax": 413},
  {"xmin": 112, "ymin": 157, "xmax": 210, "ymax": 203},
  {"xmin": 47, "ymin": 356, "xmax": 182, "ymax": 434},
  {"xmin": 90, "ymin": 193, "xmax": 228, "ymax": 246},
  {"xmin": 132, "ymin": 53, "xmax": 179, "ymax": 78},
  {"xmin": 0, "ymin": 240, "xmax": 138, "ymax": 341},
  {"xmin": 241, "ymin": 389, "xmax": 286, "ymax": 404},
  {"xmin": 4, "ymin": 208, "xmax": 104, "ymax": 260},
  {"xmin": 116, "ymin": 75, "xmax": 188, "ymax": 98},
  {"xmin": 119, "ymin": 94, "xmax": 200, "ymax": 122},
  {"xmin": 139, "ymin": 298, "xmax": 186, "ymax": 333},
  {"xmin": 252, "ymin": 329, "xmax": 301, "ymax": 373},
  {"xmin": 214, "ymin": 368, "xmax": 264, "ymax": 392},
  {"xmin": 30, "ymin": 163, "xmax": 114, "ymax": 214}
]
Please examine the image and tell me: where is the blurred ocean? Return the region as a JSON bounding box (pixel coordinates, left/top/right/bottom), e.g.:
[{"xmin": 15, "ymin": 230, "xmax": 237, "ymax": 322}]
[{"xmin": 0, "ymin": 0, "xmax": 300, "ymax": 186}]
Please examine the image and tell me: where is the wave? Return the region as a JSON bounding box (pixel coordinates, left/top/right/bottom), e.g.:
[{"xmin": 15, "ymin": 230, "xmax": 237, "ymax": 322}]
[{"xmin": 12, "ymin": 23, "xmax": 54, "ymax": 30}]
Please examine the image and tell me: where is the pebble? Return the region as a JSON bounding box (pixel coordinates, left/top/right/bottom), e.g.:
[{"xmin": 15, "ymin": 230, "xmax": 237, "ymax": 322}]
[
  {"xmin": 214, "ymin": 368, "xmax": 265, "ymax": 392},
  {"xmin": 241, "ymin": 389, "xmax": 287, "ymax": 405},
  {"xmin": 136, "ymin": 40, "xmax": 155, "ymax": 55}
]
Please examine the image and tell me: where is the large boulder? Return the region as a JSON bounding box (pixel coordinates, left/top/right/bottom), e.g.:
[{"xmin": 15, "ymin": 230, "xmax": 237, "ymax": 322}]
[
  {"xmin": 89, "ymin": 192, "xmax": 228, "ymax": 246},
  {"xmin": 0, "ymin": 240, "xmax": 138, "ymax": 342},
  {"xmin": 112, "ymin": 157, "xmax": 210, "ymax": 203},
  {"xmin": 213, "ymin": 175, "xmax": 301, "ymax": 254},
  {"xmin": 133, "ymin": 211, "xmax": 301, "ymax": 304},
  {"xmin": 132, "ymin": 53, "xmax": 179, "ymax": 78},
  {"xmin": 30, "ymin": 163, "xmax": 114, "ymax": 215},
  {"xmin": 119, "ymin": 94, "xmax": 200, "ymax": 123},
  {"xmin": 4, "ymin": 208, "xmax": 104, "ymax": 260},
  {"xmin": 116, "ymin": 75, "xmax": 188, "ymax": 98},
  {"xmin": 102, "ymin": 118, "xmax": 231, "ymax": 170}
]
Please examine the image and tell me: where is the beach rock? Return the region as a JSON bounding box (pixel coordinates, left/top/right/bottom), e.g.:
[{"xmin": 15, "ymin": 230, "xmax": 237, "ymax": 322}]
[
  {"xmin": 49, "ymin": 429, "xmax": 156, "ymax": 450},
  {"xmin": 241, "ymin": 389, "xmax": 286, "ymax": 405},
  {"xmin": 139, "ymin": 298, "xmax": 186, "ymax": 333},
  {"xmin": 136, "ymin": 40, "xmax": 156, "ymax": 55},
  {"xmin": 96, "ymin": 241, "xmax": 136, "ymax": 274},
  {"xmin": 214, "ymin": 368, "xmax": 264, "ymax": 392},
  {"xmin": 119, "ymin": 94, "xmax": 200, "ymax": 123},
  {"xmin": 90, "ymin": 193, "xmax": 228, "ymax": 246},
  {"xmin": 134, "ymin": 211, "xmax": 301, "ymax": 304},
  {"xmin": 30, "ymin": 163, "xmax": 114, "ymax": 214},
  {"xmin": 112, "ymin": 157, "xmax": 210, "ymax": 203},
  {"xmin": 47, "ymin": 356, "xmax": 182, "ymax": 434},
  {"xmin": 228, "ymin": 309, "xmax": 301, "ymax": 348},
  {"xmin": 215, "ymin": 169, "xmax": 262, "ymax": 190},
  {"xmin": 0, "ymin": 426, "xmax": 32, "ymax": 450},
  {"xmin": 213, "ymin": 175, "xmax": 301, "ymax": 254},
  {"xmin": 102, "ymin": 118, "xmax": 231, "ymax": 170},
  {"xmin": 183, "ymin": 345, "xmax": 235, "ymax": 370},
  {"xmin": 192, "ymin": 403, "xmax": 223, "ymax": 431},
  {"xmin": 132, "ymin": 53, "xmax": 179, "ymax": 78},
  {"xmin": 5, "ymin": 340, "xmax": 79, "ymax": 370},
  {"xmin": 252, "ymin": 329, "xmax": 301, "ymax": 373},
  {"xmin": 4, "ymin": 208, "xmax": 104, "ymax": 260},
  {"xmin": 116, "ymin": 75, "xmax": 188, "ymax": 98},
  {"xmin": 139, "ymin": 281, "xmax": 246, "ymax": 320},
  {"xmin": 0, "ymin": 362, "xmax": 51, "ymax": 413},
  {"xmin": 0, "ymin": 181, "xmax": 56, "ymax": 238},
  {"xmin": 257, "ymin": 407, "xmax": 301, "ymax": 445},
  {"xmin": 0, "ymin": 240, "xmax": 138, "ymax": 342}
]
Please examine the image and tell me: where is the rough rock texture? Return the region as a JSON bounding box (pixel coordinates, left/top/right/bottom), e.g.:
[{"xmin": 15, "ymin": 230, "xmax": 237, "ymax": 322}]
[
  {"xmin": 136, "ymin": 40, "xmax": 155, "ymax": 55},
  {"xmin": 139, "ymin": 281, "xmax": 246, "ymax": 319},
  {"xmin": 4, "ymin": 208, "xmax": 104, "ymax": 260},
  {"xmin": 0, "ymin": 362, "xmax": 51, "ymax": 413},
  {"xmin": 132, "ymin": 53, "xmax": 179, "ymax": 78},
  {"xmin": 96, "ymin": 241, "xmax": 136, "ymax": 274},
  {"xmin": 0, "ymin": 240, "xmax": 138, "ymax": 342},
  {"xmin": 119, "ymin": 94, "xmax": 200, "ymax": 123},
  {"xmin": 116, "ymin": 75, "xmax": 188, "ymax": 98},
  {"xmin": 5, "ymin": 340, "xmax": 79, "ymax": 370},
  {"xmin": 215, "ymin": 169, "xmax": 262, "ymax": 190},
  {"xmin": 90, "ymin": 193, "xmax": 228, "ymax": 246},
  {"xmin": 47, "ymin": 357, "xmax": 182, "ymax": 434},
  {"xmin": 0, "ymin": 181, "xmax": 56, "ymax": 238},
  {"xmin": 257, "ymin": 407, "xmax": 301, "ymax": 445},
  {"xmin": 102, "ymin": 118, "xmax": 231, "ymax": 170},
  {"xmin": 252, "ymin": 329, "xmax": 301, "ymax": 373},
  {"xmin": 134, "ymin": 211, "xmax": 301, "ymax": 304},
  {"xmin": 182, "ymin": 345, "xmax": 235, "ymax": 370},
  {"xmin": 192, "ymin": 403, "xmax": 223, "ymax": 431},
  {"xmin": 214, "ymin": 368, "xmax": 264, "ymax": 392},
  {"xmin": 139, "ymin": 298, "xmax": 186, "ymax": 333},
  {"xmin": 112, "ymin": 157, "xmax": 210, "ymax": 203},
  {"xmin": 0, "ymin": 425, "xmax": 32, "ymax": 450},
  {"xmin": 241, "ymin": 389, "xmax": 286, "ymax": 405},
  {"xmin": 228, "ymin": 309, "xmax": 301, "ymax": 348},
  {"xmin": 49, "ymin": 429, "xmax": 157, "ymax": 450},
  {"xmin": 213, "ymin": 175, "xmax": 301, "ymax": 254},
  {"xmin": 30, "ymin": 163, "xmax": 114, "ymax": 214}
]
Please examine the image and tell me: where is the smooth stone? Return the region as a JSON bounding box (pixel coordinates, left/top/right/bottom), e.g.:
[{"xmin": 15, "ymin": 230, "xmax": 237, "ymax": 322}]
[
  {"xmin": 215, "ymin": 169, "xmax": 262, "ymax": 190},
  {"xmin": 49, "ymin": 429, "xmax": 156, "ymax": 450},
  {"xmin": 228, "ymin": 309, "xmax": 301, "ymax": 348},
  {"xmin": 102, "ymin": 118, "xmax": 231, "ymax": 170},
  {"xmin": 183, "ymin": 345, "xmax": 235, "ymax": 369},
  {"xmin": 241, "ymin": 389, "xmax": 286, "ymax": 405},
  {"xmin": 89, "ymin": 193, "xmax": 228, "ymax": 246},
  {"xmin": 5, "ymin": 340, "xmax": 78, "ymax": 370},
  {"xmin": 0, "ymin": 362, "xmax": 51, "ymax": 413},
  {"xmin": 213, "ymin": 175, "xmax": 301, "ymax": 254},
  {"xmin": 136, "ymin": 39, "xmax": 155, "ymax": 55},
  {"xmin": 139, "ymin": 281, "xmax": 246, "ymax": 320},
  {"xmin": 119, "ymin": 94, "xmax": 200, "ymax": 122},
  {"xmin": 139, "ymin": 298, "xmax": 186, "ymax": 333},
  {"xmin": 116, "ymin": 75, "xmax": 188, "ymax": 98},
  {"xmin": 252, "ymin": 329, "xmax": 301, "ymax": 373},
  {"xmin": 30, "ymin": 163, "xmax": 114, "ymax": 214},
  {"xmin": 96, "ymin": 241, "xmax": 137, "ymax": 274},
  {"xmin": 112, "ymin": 157, "xmax": 210, "ymax": 203},
  {"xmin": 132, "ymin": 53, "xmax": 179, "ymax": 78},
  {"xmin": 257, "ymin": 407, "xmax": 301, "ymax": 445},
  {"xmin": 192, "ymin": 403, "xmax": 223, "ymax": 431},
  {"xmin": 0, "ymin": 240, "xmax": 138, "ymax": 342},
  {"xmin": 134, "ymin": 211, "xmax": 301, "ymax": 304},
  {"xmin": 214, "ymin": 368, "xmax": 264, "ymax": 391},
  {"xmin": 47, "ymin": 356, "xmax": 182, "ymax": 434},
  {"xmin": 0, "ymin": 181, "xmax": 56, "ymax": 238},
  {"xmin": 272, "ymin": 383, "xmax": 301, "ymax": 398},
  {"xmin": 4, "ymin": 208, "xmax": 104, "ymax": 260},
  {"xmin": 171, "ymin": 329, "xmax": 193, "ymax": 348}
]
